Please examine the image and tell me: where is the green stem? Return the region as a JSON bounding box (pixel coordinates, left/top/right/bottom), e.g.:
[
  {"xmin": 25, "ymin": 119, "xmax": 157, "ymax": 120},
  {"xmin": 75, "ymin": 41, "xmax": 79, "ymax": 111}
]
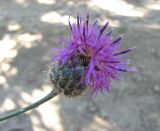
[{"xmin": 0, "ymin": 89, "xmax": 59, "ymax": 122}]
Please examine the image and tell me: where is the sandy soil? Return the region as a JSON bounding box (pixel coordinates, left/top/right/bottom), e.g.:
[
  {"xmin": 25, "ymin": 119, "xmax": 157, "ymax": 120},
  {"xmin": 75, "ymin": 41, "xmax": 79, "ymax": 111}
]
[{"xmin": 0, "ymin": 0, "xmax": 160, "ymax": 131}]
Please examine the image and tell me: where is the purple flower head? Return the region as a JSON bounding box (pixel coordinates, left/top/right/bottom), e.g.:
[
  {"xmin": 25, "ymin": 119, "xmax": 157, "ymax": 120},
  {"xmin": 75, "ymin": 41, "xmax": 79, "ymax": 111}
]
[{"xmin": 52, "ymin": 14, "xmax": 136, "ymax": 96}]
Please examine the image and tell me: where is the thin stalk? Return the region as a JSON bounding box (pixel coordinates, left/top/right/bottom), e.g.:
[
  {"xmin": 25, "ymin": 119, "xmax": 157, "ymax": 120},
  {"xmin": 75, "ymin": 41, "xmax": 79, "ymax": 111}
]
[{"xmin": 0, "ymin": 89, "xmax": 59, "ymax": 122}]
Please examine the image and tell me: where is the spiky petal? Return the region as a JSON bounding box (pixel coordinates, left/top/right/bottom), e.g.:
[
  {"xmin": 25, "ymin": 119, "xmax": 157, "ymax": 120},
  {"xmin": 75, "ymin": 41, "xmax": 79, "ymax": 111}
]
[{"xmin": 53, "ymin": 14, "xmax": 136, "ymax": 96}]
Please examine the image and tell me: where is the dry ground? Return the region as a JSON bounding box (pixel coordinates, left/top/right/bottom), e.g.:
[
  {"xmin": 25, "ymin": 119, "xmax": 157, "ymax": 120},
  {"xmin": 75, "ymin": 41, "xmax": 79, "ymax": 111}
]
[{"xmin": 0, "ymin": 0, "xmax": 160, "ymax": 131}]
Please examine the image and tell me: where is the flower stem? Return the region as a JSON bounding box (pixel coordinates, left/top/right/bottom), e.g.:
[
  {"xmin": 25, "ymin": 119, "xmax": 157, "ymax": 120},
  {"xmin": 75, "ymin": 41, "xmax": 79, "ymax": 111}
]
[{"xmin": 0, "ymin": 89, "xmax": 59, "ymax": 122}]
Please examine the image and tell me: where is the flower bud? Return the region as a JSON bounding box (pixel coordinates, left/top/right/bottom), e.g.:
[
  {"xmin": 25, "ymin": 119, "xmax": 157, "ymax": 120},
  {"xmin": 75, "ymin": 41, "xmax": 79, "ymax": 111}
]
[{"xmin": 49, "ymin": 63, "xmax": 86, "ymax": 97}]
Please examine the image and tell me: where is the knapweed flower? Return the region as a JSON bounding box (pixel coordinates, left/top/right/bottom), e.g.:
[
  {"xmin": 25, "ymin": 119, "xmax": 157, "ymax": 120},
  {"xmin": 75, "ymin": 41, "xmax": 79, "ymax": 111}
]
[{"xmin": 52, "ymin": 14, "xmax": 136, "ymax": 96}]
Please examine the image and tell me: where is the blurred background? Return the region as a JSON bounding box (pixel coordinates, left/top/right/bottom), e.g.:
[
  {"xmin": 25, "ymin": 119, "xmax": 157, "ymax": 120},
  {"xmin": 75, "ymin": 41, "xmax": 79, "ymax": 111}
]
[{"xmin": 0, "ymin": 0, "xmax": 160, "ymax": 131}]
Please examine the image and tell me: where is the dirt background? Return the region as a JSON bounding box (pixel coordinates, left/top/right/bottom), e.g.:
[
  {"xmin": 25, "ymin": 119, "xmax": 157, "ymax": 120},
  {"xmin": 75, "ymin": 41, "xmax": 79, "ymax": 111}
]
[{"xmin": 0, "ymin": 0, "xmax": 160, "ymax": 131}]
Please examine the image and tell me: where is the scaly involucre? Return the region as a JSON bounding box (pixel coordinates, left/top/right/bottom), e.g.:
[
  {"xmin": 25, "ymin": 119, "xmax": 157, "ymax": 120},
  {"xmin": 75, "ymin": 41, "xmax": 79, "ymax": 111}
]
[{"xmin": 53, "ymin": 14, "xmax": 136, "ymax": 95}]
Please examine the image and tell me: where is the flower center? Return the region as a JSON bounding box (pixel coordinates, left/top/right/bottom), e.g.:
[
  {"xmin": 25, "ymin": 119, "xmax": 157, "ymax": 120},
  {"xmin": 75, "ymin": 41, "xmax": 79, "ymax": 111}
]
[
  {"xmin": 76, "ymin": 49, "xmax": 91, "ymax": 67},
  {"xmin": 78, "ymin": 55, "xmax": 91, "ymax": 67}
]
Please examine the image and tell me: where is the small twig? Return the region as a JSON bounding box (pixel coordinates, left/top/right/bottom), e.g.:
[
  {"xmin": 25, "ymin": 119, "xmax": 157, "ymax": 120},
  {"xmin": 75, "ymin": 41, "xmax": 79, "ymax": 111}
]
[{"xmin": 0, "ymin": 89, "xmax": 59, "ymax": 122}]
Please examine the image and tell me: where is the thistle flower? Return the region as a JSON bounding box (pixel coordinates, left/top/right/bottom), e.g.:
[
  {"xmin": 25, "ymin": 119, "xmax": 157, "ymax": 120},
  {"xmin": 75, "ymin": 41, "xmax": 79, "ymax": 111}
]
[
  {"xmin": 52, "ymin": 14, "xmax": 136, "ymax": 96},
  {"xmin": 0, "ymin": 14, "xmax": 136, "ymax": 123}
]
